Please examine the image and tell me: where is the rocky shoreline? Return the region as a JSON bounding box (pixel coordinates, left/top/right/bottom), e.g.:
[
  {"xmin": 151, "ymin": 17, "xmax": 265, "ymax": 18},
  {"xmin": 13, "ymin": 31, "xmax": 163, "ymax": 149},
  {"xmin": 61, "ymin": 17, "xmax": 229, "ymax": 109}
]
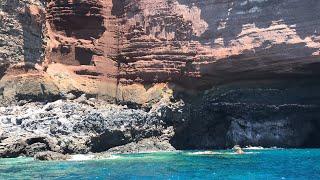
[
  {"xmin": 2, "ymin": 78, "xmax": 320, "ymax": 161},
  {"xmin": 1, "ymin": 0, "xmax": 320, "ymax": 162},
  {"xmin": 0, "ymin": 94, "xmax": 178, "ymax": 160}
]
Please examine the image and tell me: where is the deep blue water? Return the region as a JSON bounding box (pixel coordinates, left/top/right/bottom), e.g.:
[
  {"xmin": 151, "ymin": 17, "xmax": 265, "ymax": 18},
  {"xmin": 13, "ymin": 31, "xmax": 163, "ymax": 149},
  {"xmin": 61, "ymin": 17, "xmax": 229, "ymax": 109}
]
[{"xmin": 1, "ymin": 149, "xmax": 320, "ymax": 179}]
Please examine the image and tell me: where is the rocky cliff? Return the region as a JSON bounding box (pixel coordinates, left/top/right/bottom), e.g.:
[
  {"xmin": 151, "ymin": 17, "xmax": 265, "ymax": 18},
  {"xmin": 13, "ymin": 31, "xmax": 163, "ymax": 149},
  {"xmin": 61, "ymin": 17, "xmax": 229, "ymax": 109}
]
[
  {"xmin": 2, "ymin": 0, "xmax": 320, "ymax": 103},
  {"xmin": 1, "ymin": 0, "xmax": 320, "ymax": 157}
]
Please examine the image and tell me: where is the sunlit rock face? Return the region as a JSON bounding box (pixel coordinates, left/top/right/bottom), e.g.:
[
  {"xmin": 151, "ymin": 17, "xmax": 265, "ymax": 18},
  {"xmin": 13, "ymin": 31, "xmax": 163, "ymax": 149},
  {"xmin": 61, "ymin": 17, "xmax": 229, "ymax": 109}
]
[
  {"xmin": 1, "ymin": 0, "xmax": 320, "ymax": 104},
  {"xmin": 117, "ymin": 0, "xmax": 320, "ymax": 88}
]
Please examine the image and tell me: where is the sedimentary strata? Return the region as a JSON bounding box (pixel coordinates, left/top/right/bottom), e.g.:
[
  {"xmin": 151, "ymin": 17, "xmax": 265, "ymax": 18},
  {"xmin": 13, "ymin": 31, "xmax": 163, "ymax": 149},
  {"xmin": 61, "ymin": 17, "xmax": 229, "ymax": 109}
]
[{"xmin": 1, "ymin": 0, "xmax": 319, "ymax": 103}]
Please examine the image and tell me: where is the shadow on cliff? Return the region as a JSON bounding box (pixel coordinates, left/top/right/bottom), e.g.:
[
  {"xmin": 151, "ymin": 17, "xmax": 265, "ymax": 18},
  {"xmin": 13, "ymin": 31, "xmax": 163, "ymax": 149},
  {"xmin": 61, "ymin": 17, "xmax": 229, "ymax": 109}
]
[
  {"xmin": 2, "ymin": 0, "xmax": 43, "ymax": 65},
  {"xmin": 111, "ymin": 0, "xmax": 126, "ymax": 105},
  {"xmin": 168, "ymin": 78, "xmax": 320, "ymax": 149},
  {"xmin": 177, "ymin": 0, "xmax": 320, "ymax": 45},
  {"xmin": 171, "ymin": 0, "xmax": 320, "ymax": 90},
  {"xmin": 111, "ymin": 0, "xmax": 125, "ymax": 17},
  {"xmin": 18, "ymin": 4, "xmax": 44, "ymax": 64},
  {"xmin": 49, "ymin": 1, "xmax": 106, "ymax": 40},
  {"xmin": 0, "ymin": 64, "xmax": 9, "ymax": 82}
]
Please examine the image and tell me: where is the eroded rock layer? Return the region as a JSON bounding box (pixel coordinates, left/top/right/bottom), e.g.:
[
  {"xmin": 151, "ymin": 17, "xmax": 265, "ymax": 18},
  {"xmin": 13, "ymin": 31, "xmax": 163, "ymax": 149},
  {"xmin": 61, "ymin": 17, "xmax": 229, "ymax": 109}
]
[
  {"xmin": 117, "ymin": 0, "xmax": 320, "ymax": 88},
  {"xmin": 1, "ymin": 0, "xmax": 319, "ymax": 102}
]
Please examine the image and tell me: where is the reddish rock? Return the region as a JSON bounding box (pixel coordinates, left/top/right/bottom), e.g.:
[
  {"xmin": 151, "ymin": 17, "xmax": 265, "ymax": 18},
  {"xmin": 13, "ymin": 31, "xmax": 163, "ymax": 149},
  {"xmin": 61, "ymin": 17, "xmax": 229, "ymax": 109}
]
[{"xmin": 1, "ymin": 0, "xmax": 320, "ymax": 104}]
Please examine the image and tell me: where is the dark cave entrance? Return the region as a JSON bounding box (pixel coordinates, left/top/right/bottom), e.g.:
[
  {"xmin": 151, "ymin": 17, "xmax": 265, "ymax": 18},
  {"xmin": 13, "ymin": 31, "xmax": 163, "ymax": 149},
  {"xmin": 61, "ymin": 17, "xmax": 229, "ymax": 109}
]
[
  {"xmin": 75, "ymin": 47, "xmax": 94, "ymax": 65},
  {"xmin": 168, "ymin": 78, "xmax": 320, "ymax": 150},
  {"xmin": 52, "ymin": 16, "xmax": 106, "ymax": 40}
]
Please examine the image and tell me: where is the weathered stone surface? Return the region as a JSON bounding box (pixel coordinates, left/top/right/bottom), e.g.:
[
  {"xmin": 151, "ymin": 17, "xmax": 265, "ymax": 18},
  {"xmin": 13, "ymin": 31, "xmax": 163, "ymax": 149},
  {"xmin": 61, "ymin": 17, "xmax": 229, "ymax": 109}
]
[
  {"xmin": 169, "ymin": 79, "xmax": 320, "ymax": 149},
  {"xmin": 34, "ymin": 151, "xmax": 70, "ymax": 161},
  {"xmin": 1, "ymin": 0, "xmax": 319, "ymax": 104},
  {"xmin": 0, "ymin": 98, "xmax": 175, "ymax": 157},
  {"xmin": 107, "ymin": 137, "xmax": 175, "ymax": 154},
  {"xmin": 0, "ymin": 0, "xmax": 45, "ymax": 65},
  {"xmin": 116, "ymin": 0, "xmax": 320, "ymax": 89},
  {"xmin": 0, "ymin": 135, "xmax": 59, "ymax": 158}
]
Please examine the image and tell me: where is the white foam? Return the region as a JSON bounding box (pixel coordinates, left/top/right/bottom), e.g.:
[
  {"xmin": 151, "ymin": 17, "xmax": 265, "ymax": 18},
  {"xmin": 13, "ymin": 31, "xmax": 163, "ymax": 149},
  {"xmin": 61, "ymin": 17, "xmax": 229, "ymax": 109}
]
[
  {"xmin": 103, "ymin": 155, "xmax": 121, "ymax": 160},
  {"xmin": 68, "ymin": 154, "xmax": 122, "ymax": 161},
  {"xmin": 218, "ymin": 152, "xmax": 258, "ymax": 155},
  {"xmin": 243, "ymin": 146, "xmax": 265, "ymax": 150},
  {"xmin": 69, "ymin": 154, "xmax": 95, "ymax": 161},
  {"xmin": 188, "ymin": 151, "xmax": 222, "ymax": 155},
  {"xmin": 243, "ymin": 146, "xmax": 284, "ymax": 150},
  {"xmin": 188, "ymin": 151, "xmax": 259, "ymax": 156}
]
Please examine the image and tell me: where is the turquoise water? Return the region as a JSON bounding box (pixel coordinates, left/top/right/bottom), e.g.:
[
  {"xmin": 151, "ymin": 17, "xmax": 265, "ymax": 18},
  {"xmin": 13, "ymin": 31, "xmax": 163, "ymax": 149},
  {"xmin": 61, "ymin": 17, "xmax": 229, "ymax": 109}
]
[{"xmin": 1, "ymin": 149, "xmax": 320, "ymax": 179}]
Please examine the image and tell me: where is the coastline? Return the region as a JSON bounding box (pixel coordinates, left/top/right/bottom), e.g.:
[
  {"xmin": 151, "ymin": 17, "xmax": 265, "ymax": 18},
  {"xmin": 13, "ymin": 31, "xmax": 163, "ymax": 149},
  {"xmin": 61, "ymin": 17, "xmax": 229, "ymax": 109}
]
[
  {"xmin": 0, "ymin": 147, "xmax": 287, "ymax": 161},
  {"xmin": 0, "ymin": 94, "xmax": 177, "ymax": 160},
  {"xmin": 2, "ymin": 83, "xmax": 320, "ymax": 161},
  {"xmin": 2, "ymin": 149, "xmax": 320, "ymax": 179}
]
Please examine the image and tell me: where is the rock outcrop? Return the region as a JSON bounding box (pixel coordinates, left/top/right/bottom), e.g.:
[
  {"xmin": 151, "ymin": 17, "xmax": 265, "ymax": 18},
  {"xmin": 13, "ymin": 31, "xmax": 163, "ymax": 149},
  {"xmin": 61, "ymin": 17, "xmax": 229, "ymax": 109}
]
[
  {"xmin": 1, "ymin": 0, "xmax": 320, "ymax": 157},
  {"xmin": 34, "ymin": 151, "xmax": 70, "ymax": 161},
  {"xmin": 0, "ymin": 96, "xmax": 176, "ymax": 157}
]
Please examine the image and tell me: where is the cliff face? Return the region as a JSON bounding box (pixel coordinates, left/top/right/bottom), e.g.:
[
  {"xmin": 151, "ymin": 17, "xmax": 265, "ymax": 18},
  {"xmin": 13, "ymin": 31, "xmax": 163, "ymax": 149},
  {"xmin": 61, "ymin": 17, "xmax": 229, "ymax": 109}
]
[
  {"xmin": 1, "ymin": 0, "xmax": 320, "ymax": 152},
  {"xmin": 1, "ymin": 0, "xmax": 320, "ymax": 103},
  {"xmin": 117, "ymin": 0, "xmax": 320, "ymax": 88},
  {"xmin": 0, "ymin": 0, "xmax": 45, "ymax": 65}
]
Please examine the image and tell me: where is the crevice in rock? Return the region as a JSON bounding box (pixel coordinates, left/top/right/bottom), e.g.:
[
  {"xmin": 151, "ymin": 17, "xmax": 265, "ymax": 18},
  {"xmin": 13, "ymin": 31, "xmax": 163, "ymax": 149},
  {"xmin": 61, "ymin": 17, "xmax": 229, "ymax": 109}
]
[
  {"xmin": 75, "ymin": 47, "xmax": 94, "ymax": 65},
  {"xmin": 75, "ymin": 69, "xmax": 102, "ymax": 76},
  {"xmin": 0, "ymin": 63, "xmax": 9, "ymax": 80},
  {"xmin": 90, "ymin": 130, "xmax": 130, "ymax": 153},
  {"xmin": 52, "ymin": 16, "xmax": 105, "ymax": 40},
  {"xmin": 19, "ymin": 4, "xmax": 45, "ymax": 63}
]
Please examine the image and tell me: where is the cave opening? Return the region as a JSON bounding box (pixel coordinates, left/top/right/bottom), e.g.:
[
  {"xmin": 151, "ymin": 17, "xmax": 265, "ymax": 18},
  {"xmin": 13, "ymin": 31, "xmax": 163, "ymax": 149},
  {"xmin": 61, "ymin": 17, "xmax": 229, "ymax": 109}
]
[
  {"xmin": 75, "ymin": 47, "xmax": 94, "ymax": 65},
  {"xmin": 48, "ymin": 0, "xmax": 106, "ymax": 40},
  {"xmin": 52, "ymin": 16, "xmax": 105, "ymax": 40},
  {"xmin": 168, "ymin": 79, "xmax": 320, "ymax": 150},
  {"xmin": 75, "ymin": 70, "xmax": 102, "ymax": 76}
]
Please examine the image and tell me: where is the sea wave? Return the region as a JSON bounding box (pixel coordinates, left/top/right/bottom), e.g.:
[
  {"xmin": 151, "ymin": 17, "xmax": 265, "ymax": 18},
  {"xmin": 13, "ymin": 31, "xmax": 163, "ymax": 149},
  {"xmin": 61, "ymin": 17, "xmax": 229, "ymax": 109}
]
[
  {"xmin": 187, "ymin": 151, "xmax": 222, "ymax": 155},
  {"xmin": 243, "ymin": 146, "xmax": 284, "ymax": 150},
  {"xmin": 68, "ymin": 154, "xmax": 121, "ymax": 161},
  {"xmin": 243, "ymin": 146, "xmax": 265, "ymax": 150},
  {"xmin": 187, "ymin": 151, "xmax": 259, "ymax": 156},
  {"xmin": 103, "ymin": 155, "xmax": 121, "ymax": 160},
  {"xmin": 69, "ymin": 154, "xmax": 96, "ymax": 161}
]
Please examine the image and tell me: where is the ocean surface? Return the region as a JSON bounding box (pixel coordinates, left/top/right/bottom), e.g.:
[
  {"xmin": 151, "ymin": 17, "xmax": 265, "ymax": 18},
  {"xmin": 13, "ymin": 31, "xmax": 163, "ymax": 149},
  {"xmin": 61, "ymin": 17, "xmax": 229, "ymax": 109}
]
[{"xmin": 1, "ymin": 149, "xmax": 320, "ymax": 179}]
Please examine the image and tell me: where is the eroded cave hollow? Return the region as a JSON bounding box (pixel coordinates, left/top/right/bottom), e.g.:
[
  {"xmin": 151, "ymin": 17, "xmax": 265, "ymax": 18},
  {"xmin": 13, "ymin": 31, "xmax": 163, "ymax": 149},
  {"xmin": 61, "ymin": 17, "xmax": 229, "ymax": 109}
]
[
  {"xmin": 169, "ymin": 78, "xmax": 320, "ymax": 149},
  {"xmin": 47, "ymin": 1, "xmax": 106, "ymax": 40}
]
